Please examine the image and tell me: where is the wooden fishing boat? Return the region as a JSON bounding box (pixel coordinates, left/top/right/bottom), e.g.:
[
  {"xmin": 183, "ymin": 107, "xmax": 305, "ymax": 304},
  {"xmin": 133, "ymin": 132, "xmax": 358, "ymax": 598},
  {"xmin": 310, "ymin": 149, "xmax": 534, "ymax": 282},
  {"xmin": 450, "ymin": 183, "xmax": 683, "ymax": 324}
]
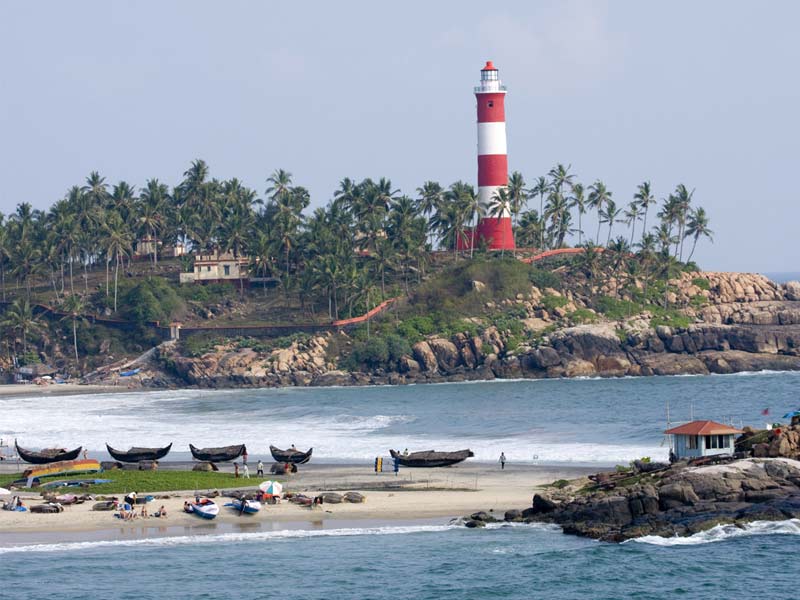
[
  {"xmin": 185, "ymin": 498, "xmax": 219, "ymax": 520},
  {"xmin": 189, "ymin": 443, "xmax": 246, "ymax": 463},
  {"xmin": 225, "ymin": 499, "xmax": 262, "ymax": 514},
  {"xmin": 22, "ymin": 459, "xmax": 101, "ymax": 481},
  {"xmin": 269, "ymin": 445, "xmax": 313, "ymax": 464},
  {"xmin": 106, "ymin": 443, "xmax": 172, "ymax": 463},
  {"xmin": 15, "ymin": 441, "xmax": 83, "ymax": 465},
  {"xmin": 389, "ymin": 449, "xmax": 474, "ymax": 468}
]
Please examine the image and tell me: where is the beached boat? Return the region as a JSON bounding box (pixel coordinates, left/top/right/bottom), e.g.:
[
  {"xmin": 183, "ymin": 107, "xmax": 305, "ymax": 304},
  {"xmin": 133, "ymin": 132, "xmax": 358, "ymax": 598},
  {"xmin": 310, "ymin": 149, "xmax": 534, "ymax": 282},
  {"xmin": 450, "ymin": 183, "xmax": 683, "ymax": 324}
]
[
  {"xmin": 15, "ymin": 441, "xmax": 83, "ymax": 465},
  {"xmin": 106, "ymin": 442, "xmax": 172, "ymax": 463},
  {"xmin": 269, "ymin": 445, "xmax": 313, "ymax": 464},
  {"xmin": 389, "ymin": 449, "xmax": 474, "ymax": 468},
  {"xmin": 225, "ymin": 499, "xmax": 262, "ymax": 514},
  {"xmin": 189, "ymin": 443, "xmax": 246, "ymax": 463},
  {"xmin": 22, "ymin": 459, "xmax": 102, "ymax": 482},
  {"xmin": 185, "ymin": 498, "xmax": 219, "ymax": 519}
]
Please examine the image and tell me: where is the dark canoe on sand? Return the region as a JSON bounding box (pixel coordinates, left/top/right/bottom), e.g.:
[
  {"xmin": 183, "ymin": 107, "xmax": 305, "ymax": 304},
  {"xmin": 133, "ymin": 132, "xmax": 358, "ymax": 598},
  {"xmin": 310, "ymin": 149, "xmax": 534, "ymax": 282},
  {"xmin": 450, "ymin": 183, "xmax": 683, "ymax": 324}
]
[
  {"xmin": 15, "ymin": 441, "xmax": 83, "ymax": 465},
  {"xmin": 269, "ymin": 445, "xmax": 313, "ymax": 464},
  {"xmin": 389, "ymin": 449, "xmax": 474, "ymax": 468},
  {"xmin": 106, "ymin": 443, "xmax": 172, "ymax": 463},
  {"xmin": 189, "ymin": 444, "xmax": 246, "ymax": 463}
]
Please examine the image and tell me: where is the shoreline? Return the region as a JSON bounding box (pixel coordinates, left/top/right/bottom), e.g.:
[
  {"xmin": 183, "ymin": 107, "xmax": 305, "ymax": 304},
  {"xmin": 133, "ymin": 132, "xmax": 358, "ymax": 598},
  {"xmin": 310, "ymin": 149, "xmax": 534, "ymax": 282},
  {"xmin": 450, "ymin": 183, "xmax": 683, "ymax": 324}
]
[
  {"xmin": 1, "ymin": 366, "xmax": 798, "ymax": 400},
  {"xmin": 0, "ymin": 463, "xmax": 594, "ymax": 544}
]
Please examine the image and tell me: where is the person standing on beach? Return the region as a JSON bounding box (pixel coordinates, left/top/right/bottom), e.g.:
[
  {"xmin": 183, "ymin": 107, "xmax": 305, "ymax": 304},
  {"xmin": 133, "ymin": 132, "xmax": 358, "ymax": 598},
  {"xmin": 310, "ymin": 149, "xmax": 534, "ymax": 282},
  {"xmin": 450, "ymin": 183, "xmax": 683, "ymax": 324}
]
[
  {"xmin": 82, "ymin": 449, "xmax": 88, "ymax": 460},
  {"xmin": 242, "ymin": 449, "xmax": 248, "ymax": 465},
  {"xmin": 499, "ymin": 452, "xmax": 506, "ymax": 470},
  {"xmin": 243, "ymin": 463, "xmax": 250, "ymax": 479},
  {"xmin": 257, "ymin": 460, "xmax": 264, "ymax": 476},
  {"xmin": 234, "ymin": 463, "xmax": 240, "ymax": 478}
]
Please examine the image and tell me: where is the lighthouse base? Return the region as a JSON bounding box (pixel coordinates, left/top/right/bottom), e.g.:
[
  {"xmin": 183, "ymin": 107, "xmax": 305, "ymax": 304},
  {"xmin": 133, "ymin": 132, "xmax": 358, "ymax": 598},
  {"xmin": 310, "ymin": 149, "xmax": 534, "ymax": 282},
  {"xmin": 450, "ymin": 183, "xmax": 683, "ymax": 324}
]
[{"xmin": 457, "ymin": 217, "xmax": 515, "ymax": 251}]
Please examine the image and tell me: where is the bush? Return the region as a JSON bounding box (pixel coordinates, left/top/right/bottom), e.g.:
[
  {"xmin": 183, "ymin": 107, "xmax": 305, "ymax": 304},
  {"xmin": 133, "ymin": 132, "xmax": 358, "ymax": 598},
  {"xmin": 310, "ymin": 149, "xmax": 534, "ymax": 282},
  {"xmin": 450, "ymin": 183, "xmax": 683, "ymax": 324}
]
[
  {"xmin": 541, "ymin": 295, "xmax": 568, "ymax": 312},
  {"xmin": 354, "ymin": 337, "xmax": 389, "ymax": 369},
  {"xmin": 121, "ymin": 278, "xmax": 184, "ymax": 324},
  {"xmin": 385, "ymin": 334, "xmax": 411, "ymax": 364},
  {"xmin": 570, "ymin": 308, "xmax": 597, "ymax": 324},
  {"xmin": 529, "ymin": 268, "xmax": 561, "ymax": 291},
  {"xmin": 182, "ymin": 335, "xmax": 221, "ymax": 358},
  {"xmin": 692, "ymin": 277, "xmax": 711, "ymax": 291}
]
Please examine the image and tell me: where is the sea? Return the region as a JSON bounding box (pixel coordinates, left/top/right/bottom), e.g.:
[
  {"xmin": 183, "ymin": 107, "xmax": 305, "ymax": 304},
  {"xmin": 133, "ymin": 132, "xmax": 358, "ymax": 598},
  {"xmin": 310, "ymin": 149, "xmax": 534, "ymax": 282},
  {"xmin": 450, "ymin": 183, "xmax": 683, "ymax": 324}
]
[{"xmin": 2, "ymin": 372, "xmax": 800, "ymax": 598}]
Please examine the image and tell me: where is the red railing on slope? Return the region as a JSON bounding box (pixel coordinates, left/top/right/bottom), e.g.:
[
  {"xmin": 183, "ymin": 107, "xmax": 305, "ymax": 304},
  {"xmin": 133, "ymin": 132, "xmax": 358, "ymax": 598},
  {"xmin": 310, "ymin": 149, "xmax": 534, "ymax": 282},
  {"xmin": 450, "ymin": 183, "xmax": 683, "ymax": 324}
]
[
  {"xmin": 331, "ymin": 297, "xmax": 399, "ymax": 327},
  {"xmin": 520, "ymin": 247, "xmax": 605, "ymax": 264}
]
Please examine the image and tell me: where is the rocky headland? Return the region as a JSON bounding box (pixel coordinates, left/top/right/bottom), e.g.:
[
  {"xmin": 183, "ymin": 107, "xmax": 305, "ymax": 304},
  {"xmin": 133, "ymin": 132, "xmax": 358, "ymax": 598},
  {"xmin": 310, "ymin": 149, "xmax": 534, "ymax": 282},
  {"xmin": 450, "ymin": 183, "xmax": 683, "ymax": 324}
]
[
  {"xmin": 118, "ymin": 271, "xmax": 800, "ymax": 389},
  {"xmin": 461, "ymin": 423, "xmax": 800, "ymax": 542}
]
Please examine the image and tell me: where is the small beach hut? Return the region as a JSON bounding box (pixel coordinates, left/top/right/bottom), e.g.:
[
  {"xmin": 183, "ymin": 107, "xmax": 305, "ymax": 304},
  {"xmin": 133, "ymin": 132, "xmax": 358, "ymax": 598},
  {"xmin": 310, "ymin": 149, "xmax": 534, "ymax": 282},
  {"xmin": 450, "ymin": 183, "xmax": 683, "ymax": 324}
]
[{"xmin": 665, "ymin": 420, "xmax": 743, "ymax": 461}]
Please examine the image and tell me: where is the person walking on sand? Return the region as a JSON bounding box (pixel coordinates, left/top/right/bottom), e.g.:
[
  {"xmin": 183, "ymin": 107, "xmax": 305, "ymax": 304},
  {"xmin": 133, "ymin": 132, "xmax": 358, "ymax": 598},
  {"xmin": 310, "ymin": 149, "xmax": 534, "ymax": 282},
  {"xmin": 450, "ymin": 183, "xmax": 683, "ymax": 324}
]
[
  {"xmin": 257, "ymin": 460, "xmax": 264, "ymax": 476},
  {"xmin": 82, "ymin": 449, "xmax": 88, "ymax": 460},
  {"xmin": 499, "ymin": 452, "xmax": 506, "ymax": 470},
  {"xmin": 243, "ymin": 463, "xmax": 250, "ymax": 479},
  {"xmin": 242, "ymin": 449, "xmax": 248, "ymax": 465}
]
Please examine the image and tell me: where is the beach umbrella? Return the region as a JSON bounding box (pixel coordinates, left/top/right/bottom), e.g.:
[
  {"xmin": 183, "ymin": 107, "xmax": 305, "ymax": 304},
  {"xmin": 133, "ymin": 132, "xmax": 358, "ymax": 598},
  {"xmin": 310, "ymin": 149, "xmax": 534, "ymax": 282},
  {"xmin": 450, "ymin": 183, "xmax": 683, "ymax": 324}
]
[
  {"xmin": 259, "ymin": 481, "xmax": 282, "ymax": 496},
  {"xmin": 782, "ymin": 410, "xmax": 800, "ymax": 419}
]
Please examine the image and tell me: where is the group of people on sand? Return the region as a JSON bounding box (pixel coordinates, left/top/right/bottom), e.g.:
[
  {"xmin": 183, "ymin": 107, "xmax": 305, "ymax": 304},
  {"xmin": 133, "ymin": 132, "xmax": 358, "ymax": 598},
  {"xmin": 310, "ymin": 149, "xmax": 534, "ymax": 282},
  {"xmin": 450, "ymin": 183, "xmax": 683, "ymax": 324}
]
[
  {"xmin": 2, "ymin": 496, "xmax": 25, "ymax": 510},
  {"xmin": 115, "ymin": 492, "xmax": 166, "ymax": 521}
]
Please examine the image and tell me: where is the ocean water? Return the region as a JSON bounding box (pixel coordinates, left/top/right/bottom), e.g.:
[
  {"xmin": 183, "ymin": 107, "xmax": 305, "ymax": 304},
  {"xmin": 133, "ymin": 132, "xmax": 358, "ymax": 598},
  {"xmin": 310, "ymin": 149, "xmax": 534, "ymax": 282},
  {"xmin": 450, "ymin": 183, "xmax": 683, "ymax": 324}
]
[
  {"xmin": 2, "ymin": 371, "xmax": 799, "ymax": 465},
  {"xmin": 2, "ymin": 520, "xmax": 799, "ymax": 599},
  {"xmin": 763, "ymin": 271, "xmax": 800, "ymax": 283},
  {"xmin": 4, "ymin": 372, "xmax": 800, "ymax": 598}
]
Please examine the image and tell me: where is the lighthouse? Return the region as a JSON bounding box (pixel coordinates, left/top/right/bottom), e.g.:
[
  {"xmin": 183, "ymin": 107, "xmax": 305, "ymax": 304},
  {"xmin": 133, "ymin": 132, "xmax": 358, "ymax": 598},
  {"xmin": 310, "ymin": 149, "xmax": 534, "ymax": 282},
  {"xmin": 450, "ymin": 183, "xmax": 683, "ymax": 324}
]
[{"xmin": 473, "ymin": 60, "xmax": 515, "ymax": 251}]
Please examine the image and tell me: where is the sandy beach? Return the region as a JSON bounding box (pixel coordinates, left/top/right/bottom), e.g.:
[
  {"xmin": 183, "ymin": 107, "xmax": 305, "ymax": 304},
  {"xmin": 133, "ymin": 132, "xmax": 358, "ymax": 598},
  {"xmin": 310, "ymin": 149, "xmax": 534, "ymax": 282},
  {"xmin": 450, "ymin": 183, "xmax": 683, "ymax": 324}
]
[{"xmin": 0, "ymin": 462, "xmax": 593, "ymax": 545}]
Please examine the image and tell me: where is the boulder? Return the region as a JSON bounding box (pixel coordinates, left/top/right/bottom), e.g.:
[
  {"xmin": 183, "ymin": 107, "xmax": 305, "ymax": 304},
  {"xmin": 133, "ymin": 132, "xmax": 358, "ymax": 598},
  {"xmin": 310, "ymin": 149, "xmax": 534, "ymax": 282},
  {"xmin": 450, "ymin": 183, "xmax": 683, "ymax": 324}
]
[
  {"xmin": 398, "ymin": 356, "xmax": 421, "ymax": 374},
  {"xmin": 428, "ymin": 338, "xmax": 461, "ymax": 372},
  {"xmin": 412, "ymin": 341, "xmax": 439, "ymax": 372}
]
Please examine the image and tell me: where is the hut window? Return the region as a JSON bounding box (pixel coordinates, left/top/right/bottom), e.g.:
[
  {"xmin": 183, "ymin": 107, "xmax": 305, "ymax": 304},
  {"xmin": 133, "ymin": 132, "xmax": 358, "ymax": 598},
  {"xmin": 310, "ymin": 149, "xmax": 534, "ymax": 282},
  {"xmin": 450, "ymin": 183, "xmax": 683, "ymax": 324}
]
[
  {"xmin": 687, "ymin": 435, "xmax": 698, "ymax": 449},
  {"xmin": 704, "ymin": 435, "xmax": 727, "ymax": 449}
]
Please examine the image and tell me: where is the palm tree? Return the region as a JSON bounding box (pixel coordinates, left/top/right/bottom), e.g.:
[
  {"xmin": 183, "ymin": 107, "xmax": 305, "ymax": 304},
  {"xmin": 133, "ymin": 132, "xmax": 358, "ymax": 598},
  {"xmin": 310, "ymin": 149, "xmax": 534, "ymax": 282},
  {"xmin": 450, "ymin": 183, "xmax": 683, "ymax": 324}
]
[
  {"xmin": 634, "ymin": 181, "xmax": 656, "ymax": 239},
  {"xmin": 266, "ymin": 168, "xmax": 293, "ymax": 202},
  {"xmin": 516, "ymin": 210, "xmax": 543, "ymax": 248},
  {"xmin": 598, "ymin": 198, "xmax": 623, "ymax": 245},
  {"xmin": 672, "ymin": 184, "xmax": 694, "ymax": 261},
  {"xmin": 569, "ymin": 183, "xmax": 586, "ymax": 245},
  {"xmin": 103, "ymin": 215, "xmax": 133, "ymax": 312},
  {"xmin": 623, "ymin": 201, "xmax": 642, "ymax": 245},
  {"xmin": 528, "ymin": 176, "xmax": 550, "ymax": 249},
  {"xmin": 61, "ymin": 294, "xmax": 87, "ymax": 364},
  {"xmin": 684, "ymin": 207, "xmax": 713, "ymax": 263},
  {"xmin": 488, "ymin": 188, "xmax": 512, "ymax": 256},
  {"xmin": 587, "ymin": 180, "xmax": 612, "ymax": 244},
  {"xmin": 1, "ymin": 298, "xmax": 42, "ymax": 356},
  {"xmin": 507, "ymin": 172, "xmax": 527, "ymax": 230},
  {"xmin": 139, "ymin": 179, "xmax": 169, "ymax": 265}
]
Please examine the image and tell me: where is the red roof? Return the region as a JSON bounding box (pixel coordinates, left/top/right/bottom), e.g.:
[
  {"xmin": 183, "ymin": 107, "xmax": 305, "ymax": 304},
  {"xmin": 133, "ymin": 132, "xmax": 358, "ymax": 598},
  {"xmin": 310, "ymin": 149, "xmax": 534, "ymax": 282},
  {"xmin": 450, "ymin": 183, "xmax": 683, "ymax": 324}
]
[
  {"xmin": 481, "ymin": 60, "xmax": 498, "ymax": 71},
  {"xmin": 664, "ymin": 420, "xmax": 743, "ymax": 435}
]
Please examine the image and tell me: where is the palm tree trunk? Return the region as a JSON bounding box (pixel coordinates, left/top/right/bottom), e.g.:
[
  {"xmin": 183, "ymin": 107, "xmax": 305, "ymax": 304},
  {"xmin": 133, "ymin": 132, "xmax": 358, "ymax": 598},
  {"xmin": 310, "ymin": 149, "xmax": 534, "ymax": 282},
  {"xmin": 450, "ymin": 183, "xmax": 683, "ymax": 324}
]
[
  {"xmin": 114, "ymin": 254, "xmax": 119, "ymax": 313},
  {"xmin": 642, "ymin": 208, "xmax": 649, "ymax": 241},
  {"xmin": 578, "ymin": 212, "xmax": 583, "ymax": 246},
  {"xmin": 687, "ymin": 236, "xmax": 699, "ymax": 263},
  {"xmin": 105, "ymin": 258, "xmax": 110, "ymax": 297},
  {"xmin": 69, "ymin": 259, "xmax": 75, "ymax": 294},
  {"xmin": 72, "ymin": 318, "xmax": 79, "ymax": 363}
]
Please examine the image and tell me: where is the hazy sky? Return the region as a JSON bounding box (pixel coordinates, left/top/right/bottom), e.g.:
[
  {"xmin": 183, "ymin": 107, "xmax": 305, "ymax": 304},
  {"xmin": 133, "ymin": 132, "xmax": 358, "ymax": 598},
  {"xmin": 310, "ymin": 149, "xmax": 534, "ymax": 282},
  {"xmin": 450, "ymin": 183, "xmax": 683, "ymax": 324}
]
[{"xmin": 1, "ymin": 1, "xmax": 798, "ymax": 272}]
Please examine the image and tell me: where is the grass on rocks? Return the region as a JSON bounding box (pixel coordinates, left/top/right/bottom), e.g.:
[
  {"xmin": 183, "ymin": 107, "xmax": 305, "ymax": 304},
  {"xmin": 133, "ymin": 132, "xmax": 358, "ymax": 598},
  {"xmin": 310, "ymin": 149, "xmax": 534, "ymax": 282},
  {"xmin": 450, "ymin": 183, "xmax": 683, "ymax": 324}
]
[{"xmin": 0, "ymin": 469, "xmax": 280, "ymax": 495}]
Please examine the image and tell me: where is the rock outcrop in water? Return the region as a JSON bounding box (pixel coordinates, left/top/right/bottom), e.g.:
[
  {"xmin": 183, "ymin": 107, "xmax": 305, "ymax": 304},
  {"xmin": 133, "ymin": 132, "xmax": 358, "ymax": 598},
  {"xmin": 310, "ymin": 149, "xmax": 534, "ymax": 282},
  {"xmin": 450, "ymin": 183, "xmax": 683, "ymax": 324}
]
[{"xmin": 490, "ymin": 458, "xmax": 800, "ymax": 542}]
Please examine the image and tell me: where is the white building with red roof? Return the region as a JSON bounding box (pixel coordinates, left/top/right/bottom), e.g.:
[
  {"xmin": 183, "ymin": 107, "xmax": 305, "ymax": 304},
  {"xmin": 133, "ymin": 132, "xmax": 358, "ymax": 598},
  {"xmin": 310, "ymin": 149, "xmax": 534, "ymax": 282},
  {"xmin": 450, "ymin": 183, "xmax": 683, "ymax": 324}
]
[{"xmin": 665, "ymin": 420, "xmax": 743, "ymax": 461}]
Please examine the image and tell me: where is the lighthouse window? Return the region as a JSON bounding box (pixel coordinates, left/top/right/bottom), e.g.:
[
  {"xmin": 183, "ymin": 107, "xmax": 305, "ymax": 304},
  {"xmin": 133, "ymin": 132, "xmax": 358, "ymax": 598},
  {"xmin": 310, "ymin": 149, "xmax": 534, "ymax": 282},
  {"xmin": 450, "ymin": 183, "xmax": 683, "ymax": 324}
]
[{"xmin": 487, "ymin": 101, "xmax": 494, "ymax": 108}]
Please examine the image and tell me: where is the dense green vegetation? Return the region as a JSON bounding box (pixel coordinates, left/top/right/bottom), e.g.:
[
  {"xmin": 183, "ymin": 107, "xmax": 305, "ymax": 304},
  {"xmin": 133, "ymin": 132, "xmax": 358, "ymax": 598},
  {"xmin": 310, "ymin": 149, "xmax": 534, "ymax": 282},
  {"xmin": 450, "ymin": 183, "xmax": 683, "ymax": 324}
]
[{"xmin": 0, "ymin": 160, "xmax": 713, "ymax": 371}]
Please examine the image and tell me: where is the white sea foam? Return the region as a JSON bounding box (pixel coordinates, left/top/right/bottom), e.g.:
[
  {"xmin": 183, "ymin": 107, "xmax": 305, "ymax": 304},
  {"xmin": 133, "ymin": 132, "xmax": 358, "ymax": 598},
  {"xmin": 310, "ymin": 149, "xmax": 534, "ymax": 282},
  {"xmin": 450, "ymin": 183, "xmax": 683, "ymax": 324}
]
[
  {"xmin": 0, "ymin": 523, "xmax": 460, "ymax": 555},
  {"xmin": 630, "ymin": 519, "xmax": 800, "ymax": 546},
  {"xmin": 0, "ymin": 388, "xmax": 668, "ymax": 464}
]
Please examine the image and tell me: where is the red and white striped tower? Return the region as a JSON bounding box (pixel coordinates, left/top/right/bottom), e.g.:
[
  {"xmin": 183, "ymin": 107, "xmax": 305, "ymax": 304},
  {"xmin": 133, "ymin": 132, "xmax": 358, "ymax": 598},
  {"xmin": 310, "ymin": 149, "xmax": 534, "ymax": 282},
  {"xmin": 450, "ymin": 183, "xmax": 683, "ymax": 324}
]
[{"xmin": 474, "ymin": 60, "xmax": 515, "ymax": 251}]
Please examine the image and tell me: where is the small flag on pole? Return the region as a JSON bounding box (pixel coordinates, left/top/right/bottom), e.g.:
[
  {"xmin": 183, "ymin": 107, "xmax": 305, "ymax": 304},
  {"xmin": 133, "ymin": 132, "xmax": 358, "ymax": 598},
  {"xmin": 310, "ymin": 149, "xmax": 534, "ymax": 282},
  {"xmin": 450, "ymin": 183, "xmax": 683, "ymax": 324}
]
[{"xmin": 761, "ymin": 408, "xmax": 770, "ymax": 416}]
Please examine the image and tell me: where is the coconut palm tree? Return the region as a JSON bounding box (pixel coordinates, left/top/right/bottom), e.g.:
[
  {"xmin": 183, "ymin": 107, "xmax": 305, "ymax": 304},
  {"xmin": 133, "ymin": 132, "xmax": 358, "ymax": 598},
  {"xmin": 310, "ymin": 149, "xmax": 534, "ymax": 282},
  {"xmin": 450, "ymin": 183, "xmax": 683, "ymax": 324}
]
[
  {"xmin": 61, "ymin": 293, "xmax": 87, "ymax": 364},
  {"xmin": 623, "ymin": 201, "xmax": 642, "ymax": 245},
  {"xmin": 139, "ymin": 179, "xmax": 169, "ymax": 265},
  {"xmin": 103, "ymin": 215, "xmax": 133, "ymax": 312},
  {"xmin": 528, "ymin": 176, "xmax": 550, "ymax": 249},
  {"xmin": 634, "ymin": 181, "xmax": 656, "ymax": 240},
  {"xmin": 1, "ymin": 298, "xmax": 42, "ymax": 356},
  {"xmin": 507, "ymin": 171, "xmax": 527, "ymax": 229},
  {"xmin": 672, "ymin": 184, "xmax": 694, "ymax": 261},
  {"xmin": 569, "ymin": 183, "xmax": 586, "ymax": 246},
  {"xmin": 598, "ymin": 198, "xmax": 623, "ymax": 245},
  {"xmin": 587, "ymin": 181, "xmax": 612, "ymax": 244},
  {"xmin": 488, "ymin": 188, "xmax": 512, "ymax": 256},
  {"xmin": 684, "ymin": 207, "xmax": 713, "ymax": 263}
]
